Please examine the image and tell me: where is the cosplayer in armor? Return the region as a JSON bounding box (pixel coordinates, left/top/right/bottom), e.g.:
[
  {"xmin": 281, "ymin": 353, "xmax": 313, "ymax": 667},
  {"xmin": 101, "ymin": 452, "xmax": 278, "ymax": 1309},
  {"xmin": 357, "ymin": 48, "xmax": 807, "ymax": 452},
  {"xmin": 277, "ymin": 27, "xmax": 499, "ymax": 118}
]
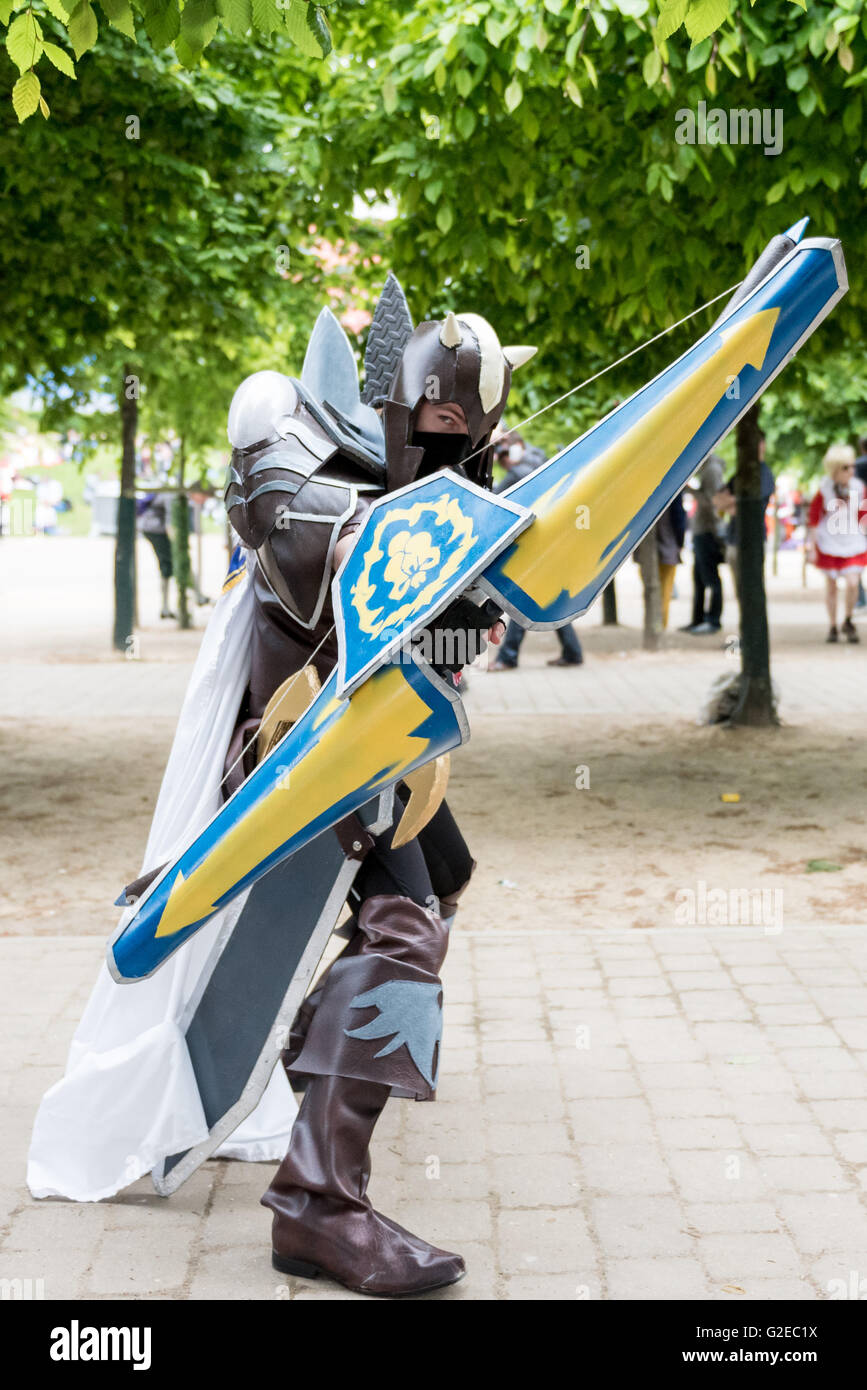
[
  {"xmin": 29, "ymin": 223, "xmax": 846, "ymax": 1301},
  {"xmin": 224, "ymin": 280, "xmax": 534, "ymax": 1295}
]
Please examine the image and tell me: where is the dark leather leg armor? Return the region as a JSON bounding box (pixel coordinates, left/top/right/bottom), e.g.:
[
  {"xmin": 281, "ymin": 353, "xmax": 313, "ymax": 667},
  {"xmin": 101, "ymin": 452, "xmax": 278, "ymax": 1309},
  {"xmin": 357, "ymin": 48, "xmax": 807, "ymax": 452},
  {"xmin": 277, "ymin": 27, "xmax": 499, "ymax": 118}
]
[
  {"xmin": 262, "ymin": 893, "xmax": 464, "ymax": 1294},
  {"xmin": 279, "ymin": 913, "xmax": 358, "ymax": 1074},
  {"xmin": 287, "ymin": 894, "xmax": 448, "ymax": 1098},
  {"xmin": 279, "ymin": 868, "xmax": 474, "ymax": 1079}
]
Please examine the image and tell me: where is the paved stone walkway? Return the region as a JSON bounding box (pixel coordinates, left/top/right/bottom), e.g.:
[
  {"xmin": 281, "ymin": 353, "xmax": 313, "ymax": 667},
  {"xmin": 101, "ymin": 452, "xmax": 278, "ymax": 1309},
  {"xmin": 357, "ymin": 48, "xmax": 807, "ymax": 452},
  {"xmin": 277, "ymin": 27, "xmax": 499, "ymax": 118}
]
[
  {"xmin": 3, "ymin": 924, "xmax": 867, "ymax": 1301},
  {"xmin": 2, "ymin": 537, "xmax": 865, "ymax": 722},
  {"xmin": 3, "ymin": 537, "xmax": 866, "ymax": 1300},
  {"xmin": 4, "ymin": 645, "xmax": 863, "ymax": 722}
]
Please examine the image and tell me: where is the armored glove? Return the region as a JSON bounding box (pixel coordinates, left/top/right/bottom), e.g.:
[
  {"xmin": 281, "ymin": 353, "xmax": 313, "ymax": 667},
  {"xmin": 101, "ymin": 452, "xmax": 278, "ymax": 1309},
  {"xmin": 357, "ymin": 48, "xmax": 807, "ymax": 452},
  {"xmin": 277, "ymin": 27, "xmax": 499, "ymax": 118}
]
[{"xmin": 418, "ymin": 586, "xmax": 504, "ymax": 676}]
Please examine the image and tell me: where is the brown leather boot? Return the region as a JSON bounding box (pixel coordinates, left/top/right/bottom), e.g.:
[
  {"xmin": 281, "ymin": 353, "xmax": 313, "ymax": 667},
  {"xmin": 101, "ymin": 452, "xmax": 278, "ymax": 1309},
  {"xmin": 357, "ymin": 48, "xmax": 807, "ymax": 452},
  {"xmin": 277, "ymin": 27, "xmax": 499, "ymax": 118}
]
[{"xmin": 262, "ymin": 1073, "xmax": 465, "ymax": 1296}]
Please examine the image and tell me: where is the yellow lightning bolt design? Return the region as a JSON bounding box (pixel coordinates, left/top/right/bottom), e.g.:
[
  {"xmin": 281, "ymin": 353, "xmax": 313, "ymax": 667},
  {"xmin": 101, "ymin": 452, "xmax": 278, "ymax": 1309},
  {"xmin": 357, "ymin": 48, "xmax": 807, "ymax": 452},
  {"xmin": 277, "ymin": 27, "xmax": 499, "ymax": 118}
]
[
  {"xmin": 155, "ymin": 666, "xmax": 433, "ymax": 939},
  {"xmin": 502, "ymin": 308, "xmax": 779, "ymax": 606}
]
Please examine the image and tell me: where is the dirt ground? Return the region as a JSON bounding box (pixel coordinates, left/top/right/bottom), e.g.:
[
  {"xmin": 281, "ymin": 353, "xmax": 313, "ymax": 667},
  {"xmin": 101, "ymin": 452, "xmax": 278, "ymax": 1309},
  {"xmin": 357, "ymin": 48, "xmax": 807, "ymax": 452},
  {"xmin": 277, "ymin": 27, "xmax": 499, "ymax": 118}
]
[
  {"xmin": 1, "ymin": 533, "xmax": 865, "ymax": 941},
  {"xmin": 3, "ymin": 712, "xmax": 866, "ymax": 939}
]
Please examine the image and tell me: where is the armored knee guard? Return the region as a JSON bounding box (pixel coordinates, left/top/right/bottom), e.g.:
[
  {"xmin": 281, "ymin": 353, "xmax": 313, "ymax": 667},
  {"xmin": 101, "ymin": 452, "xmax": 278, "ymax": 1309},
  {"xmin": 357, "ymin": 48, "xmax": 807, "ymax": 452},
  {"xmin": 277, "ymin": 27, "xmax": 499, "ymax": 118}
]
[{"xmin": 287, "ymin": 894, "xmax": 449, "ymax": 1100}]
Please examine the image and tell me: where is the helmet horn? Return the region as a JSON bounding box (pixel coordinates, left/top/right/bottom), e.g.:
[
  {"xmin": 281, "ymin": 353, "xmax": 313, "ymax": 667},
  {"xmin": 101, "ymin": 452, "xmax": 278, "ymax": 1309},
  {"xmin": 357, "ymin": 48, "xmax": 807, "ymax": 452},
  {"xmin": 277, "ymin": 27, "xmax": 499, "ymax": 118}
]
[
  {"xmin": 502, "ymin": 345, "xmax": 537, "ymax": 369},
  {"xmin": 439, "ymin": 312, "xmax": 464, "ymax": 349}
]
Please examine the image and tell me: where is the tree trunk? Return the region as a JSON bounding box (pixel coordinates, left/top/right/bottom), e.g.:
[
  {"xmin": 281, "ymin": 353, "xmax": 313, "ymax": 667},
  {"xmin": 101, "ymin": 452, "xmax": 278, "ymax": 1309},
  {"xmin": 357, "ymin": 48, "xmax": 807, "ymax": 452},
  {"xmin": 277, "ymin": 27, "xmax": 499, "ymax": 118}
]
[
  {"xmin": 113, "ymin": 364, "xmax": 137, "ymax": 652},
  {"xmin": 194, "ymin": 497, "xmax": 204, "ymax": 601},
  {"xmin": 172, "ymin": 438, "xmax": 192, "ymax": 630},
  {"xmin": 636, "ymin": 533, "xmax": 662, "ymax": 652},
  {"xmin": 601, "ymin": 578, "xmax": 618, "ymax": 625},
  {"xmin": 728, "ymin": 402, "xmax": 778, "ymax": 726}
]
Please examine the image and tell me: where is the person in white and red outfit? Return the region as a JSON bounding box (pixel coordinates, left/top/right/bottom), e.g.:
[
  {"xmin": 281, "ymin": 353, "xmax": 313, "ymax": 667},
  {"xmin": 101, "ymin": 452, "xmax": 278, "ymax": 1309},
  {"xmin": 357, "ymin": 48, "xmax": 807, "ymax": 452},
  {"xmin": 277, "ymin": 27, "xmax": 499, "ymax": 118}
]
[{"xmin": 807, "ymin": 443, "xmax": 867, "ymax": 644}]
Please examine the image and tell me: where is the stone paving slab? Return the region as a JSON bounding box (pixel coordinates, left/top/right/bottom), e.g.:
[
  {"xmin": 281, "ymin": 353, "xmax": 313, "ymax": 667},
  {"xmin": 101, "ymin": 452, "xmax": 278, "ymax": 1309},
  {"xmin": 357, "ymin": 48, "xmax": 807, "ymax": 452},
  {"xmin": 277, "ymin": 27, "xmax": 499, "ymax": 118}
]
[
  {"xmin": 3, "ymin": 646, "xmax": 864, "ymax": 721},
  {"xmin": 2, "ymin": 924, "xmax": 867, "ymax": 1301}
]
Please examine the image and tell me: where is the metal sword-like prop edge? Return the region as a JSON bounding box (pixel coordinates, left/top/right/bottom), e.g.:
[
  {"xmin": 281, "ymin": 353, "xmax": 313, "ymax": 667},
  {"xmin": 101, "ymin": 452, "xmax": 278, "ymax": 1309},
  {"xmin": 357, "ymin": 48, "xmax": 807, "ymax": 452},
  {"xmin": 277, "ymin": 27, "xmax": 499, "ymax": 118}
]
[{"xmin": 108, "ymin": 223, "xmax": 847, "ymax": 984}]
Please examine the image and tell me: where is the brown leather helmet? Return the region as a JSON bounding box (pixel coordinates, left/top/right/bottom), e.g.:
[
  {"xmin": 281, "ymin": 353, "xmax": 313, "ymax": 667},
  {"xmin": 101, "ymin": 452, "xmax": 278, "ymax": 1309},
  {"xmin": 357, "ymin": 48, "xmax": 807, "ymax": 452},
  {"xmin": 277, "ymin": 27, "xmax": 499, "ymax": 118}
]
[{"xmin": 382, "ymin": 311, "xmax": 535, "ymax": 493}]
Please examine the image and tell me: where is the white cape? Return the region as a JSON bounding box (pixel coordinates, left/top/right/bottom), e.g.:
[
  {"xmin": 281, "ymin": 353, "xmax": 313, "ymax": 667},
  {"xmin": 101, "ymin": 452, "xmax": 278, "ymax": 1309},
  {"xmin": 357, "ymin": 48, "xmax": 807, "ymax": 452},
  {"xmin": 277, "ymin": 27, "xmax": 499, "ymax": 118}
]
[{"xmin": 27, "ymin": 562, "xmax": 298, "ymax": 1202}]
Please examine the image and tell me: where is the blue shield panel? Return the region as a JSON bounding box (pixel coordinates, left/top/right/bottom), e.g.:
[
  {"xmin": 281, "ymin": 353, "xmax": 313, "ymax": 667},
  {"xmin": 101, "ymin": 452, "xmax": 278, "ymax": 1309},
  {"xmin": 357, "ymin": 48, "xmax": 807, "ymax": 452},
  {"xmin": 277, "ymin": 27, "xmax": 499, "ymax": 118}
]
[{"xmin": 333, "ymin": 470, "xmax": 531, "ymax": 697}]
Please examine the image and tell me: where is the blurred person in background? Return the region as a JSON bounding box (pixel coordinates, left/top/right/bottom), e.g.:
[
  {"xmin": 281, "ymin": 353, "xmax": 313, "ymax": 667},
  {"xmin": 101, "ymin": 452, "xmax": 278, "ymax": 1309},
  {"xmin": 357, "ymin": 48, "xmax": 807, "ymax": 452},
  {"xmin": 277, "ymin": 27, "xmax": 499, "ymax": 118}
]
[
  {"xmin": 491, "ymin": 430, "xmax": 583, "ymax": 670},
  {"xmin": 34, "ymin": 476, "xmax": 64, "ymax": 535},
  {"xmin": 656, "ymin": 494, "xmax": 687, "ymax": 629},
  {"xmin": 137, "ymin": 490, "xmax": 176, "ymax": 619},
  {"xmin": 807, "ymin": 443, "xmax": 867, "ymax": 643},
  {"xmin": 681, "ymin": 452, "xmax": 725, "ymax": 634},
  {"xmin": 713, "ymin": 429, "xmax": 776, "ymax": 600},
  {"xmin": 492, "ymin": 428, "xmax": 546, "ymax": 484},
  {"xmin": 854, "ymin": 435, "xmax": 867, "ymax": 609}
]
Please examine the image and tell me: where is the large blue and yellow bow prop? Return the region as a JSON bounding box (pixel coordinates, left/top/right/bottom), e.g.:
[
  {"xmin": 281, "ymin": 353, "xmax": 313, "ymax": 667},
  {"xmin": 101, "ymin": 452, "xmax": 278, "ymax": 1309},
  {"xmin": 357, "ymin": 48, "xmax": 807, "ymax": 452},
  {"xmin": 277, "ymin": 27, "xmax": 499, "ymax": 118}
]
[{"xmin": 109, "ymin": 223, "xmax": 846, "ymax": 981}]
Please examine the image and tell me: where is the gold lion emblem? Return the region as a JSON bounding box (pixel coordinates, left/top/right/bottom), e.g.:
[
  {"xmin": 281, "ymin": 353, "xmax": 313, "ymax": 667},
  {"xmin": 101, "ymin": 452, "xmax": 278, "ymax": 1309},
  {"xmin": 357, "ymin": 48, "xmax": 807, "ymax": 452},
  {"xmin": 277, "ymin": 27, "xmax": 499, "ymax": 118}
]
[
  {"xmin": 383, "ymin": 530, "xmax": 442, "ymax": 600},
  {"xmin": 351, "ymin": 493, "xmax": 476, "ymax": 638}
]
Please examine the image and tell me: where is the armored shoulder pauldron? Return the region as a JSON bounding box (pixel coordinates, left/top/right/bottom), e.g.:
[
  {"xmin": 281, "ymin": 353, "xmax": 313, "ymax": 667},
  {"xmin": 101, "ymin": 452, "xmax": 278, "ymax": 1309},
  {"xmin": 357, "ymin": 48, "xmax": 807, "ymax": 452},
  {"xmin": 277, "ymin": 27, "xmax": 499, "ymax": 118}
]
[{"xmin": 226, "ymin": 388, "xmax": 379, "ymax": 632}]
